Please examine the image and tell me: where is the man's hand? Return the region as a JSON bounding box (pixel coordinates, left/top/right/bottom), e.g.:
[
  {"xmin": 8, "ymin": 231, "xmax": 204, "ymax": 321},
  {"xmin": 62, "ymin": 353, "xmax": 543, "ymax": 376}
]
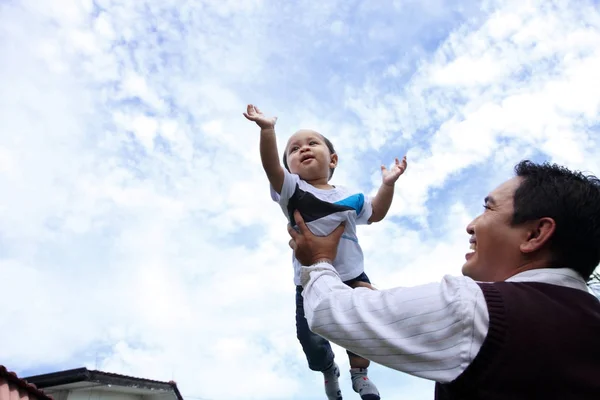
[
  {"xmin": 382, "ymin": 156, "xmax": 408, "ymax": 186},
  {"xmin": 243, "ymin": 104, "xmax": 277, "ymax": 129},
  {"xmin": 287, "ymin": 210, "xmax": 345, "ymax": 266}
]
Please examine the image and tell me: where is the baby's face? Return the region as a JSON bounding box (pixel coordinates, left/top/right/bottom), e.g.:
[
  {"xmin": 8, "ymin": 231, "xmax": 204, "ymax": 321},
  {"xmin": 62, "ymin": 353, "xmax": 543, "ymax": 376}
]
[{"xmin": 285, "ymin": 130, "xmax": 336, "ymax": 181}]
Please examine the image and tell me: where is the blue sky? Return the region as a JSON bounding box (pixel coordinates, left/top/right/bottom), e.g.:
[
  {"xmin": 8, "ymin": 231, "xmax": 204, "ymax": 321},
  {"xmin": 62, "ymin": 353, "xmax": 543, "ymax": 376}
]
[{"xmin": 1, "ymin": 0, "xmax": 600, "ymax": 399}]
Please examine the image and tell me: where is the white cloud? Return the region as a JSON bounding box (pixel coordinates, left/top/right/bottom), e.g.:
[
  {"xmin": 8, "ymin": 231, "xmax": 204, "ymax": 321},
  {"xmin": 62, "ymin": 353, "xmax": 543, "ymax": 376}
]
[
  {"xmin": 345, "ymin": 0, "xmax": 600, "ymax": 223},
  {"xmin": 1, "ymin": 0, "xmax": 599, "ymax": 399}
]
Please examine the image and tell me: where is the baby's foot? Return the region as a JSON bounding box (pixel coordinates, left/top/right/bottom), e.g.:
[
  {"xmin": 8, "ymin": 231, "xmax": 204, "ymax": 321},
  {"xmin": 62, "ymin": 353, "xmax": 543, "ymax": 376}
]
[
  {"xmin": 350, "ymin": 368, "xmax": 380, "ymax": 400},
  {"xmin": 323, "ymin": 363, "xmax": 342, "ymax": 400}
]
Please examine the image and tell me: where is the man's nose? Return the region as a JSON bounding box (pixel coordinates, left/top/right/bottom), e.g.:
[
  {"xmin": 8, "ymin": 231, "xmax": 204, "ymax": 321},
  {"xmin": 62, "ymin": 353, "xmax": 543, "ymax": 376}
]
[{"xmin": 466, "ymin": 218, "xmax": 476, "ymax": 235}]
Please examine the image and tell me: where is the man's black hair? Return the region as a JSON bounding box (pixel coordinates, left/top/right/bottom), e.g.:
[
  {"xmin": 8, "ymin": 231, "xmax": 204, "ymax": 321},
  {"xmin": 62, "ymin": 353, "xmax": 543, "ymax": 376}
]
[
  {"xmin": 512, "ymin": 160, "xmax": 600, "ymax": 281},
  {"xmin": 282, "ymin": 134, "xmax": 336, "ymax": 180}
]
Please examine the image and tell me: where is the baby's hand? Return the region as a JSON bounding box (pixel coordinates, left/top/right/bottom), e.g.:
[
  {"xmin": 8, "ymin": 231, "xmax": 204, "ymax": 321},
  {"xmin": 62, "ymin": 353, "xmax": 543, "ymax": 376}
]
[
  {"xmin": 243, "ymin": 104, "xmax": 277, "ymax": 129},
  {"xmin": 381, "ymin": 156, "xmax": 408, "ymax": 186}
]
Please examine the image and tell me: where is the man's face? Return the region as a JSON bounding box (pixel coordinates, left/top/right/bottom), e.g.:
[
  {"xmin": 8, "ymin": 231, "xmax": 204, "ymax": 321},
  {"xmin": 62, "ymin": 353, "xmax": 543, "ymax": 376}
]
[{"xmin": 463, "ymin": 177, "xmax": 530, "ymax": 282}]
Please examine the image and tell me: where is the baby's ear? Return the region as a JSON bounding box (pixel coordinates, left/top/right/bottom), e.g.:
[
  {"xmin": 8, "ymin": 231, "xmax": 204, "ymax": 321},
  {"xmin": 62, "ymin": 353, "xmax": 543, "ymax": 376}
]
[{"xmin": 329, "ymin": 153, "xmax": 339, "ymax": 168}]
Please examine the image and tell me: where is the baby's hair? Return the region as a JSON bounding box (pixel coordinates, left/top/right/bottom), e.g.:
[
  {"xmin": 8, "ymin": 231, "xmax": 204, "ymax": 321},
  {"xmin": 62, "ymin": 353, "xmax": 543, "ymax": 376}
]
[{"xmin": 283, "ymin": 134, "xmax": 336, "ymax": 180}]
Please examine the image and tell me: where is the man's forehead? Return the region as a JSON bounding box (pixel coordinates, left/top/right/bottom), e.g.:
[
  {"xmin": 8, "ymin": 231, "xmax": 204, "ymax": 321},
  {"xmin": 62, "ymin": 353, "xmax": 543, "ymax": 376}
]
[{"xmin": 486, "ymin": 176, "xmax": 522, "ymax": 203}]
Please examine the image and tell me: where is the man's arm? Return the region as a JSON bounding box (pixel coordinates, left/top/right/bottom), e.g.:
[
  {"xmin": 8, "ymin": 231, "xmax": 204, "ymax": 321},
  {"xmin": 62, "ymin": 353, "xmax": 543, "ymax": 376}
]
[
  {"xmin": 286, "ymin": 210, "xmax": 487, "ymax": 383},
  {"xmin": 300, "ymin": 263, "xmax": 489, "ymax": 383}
]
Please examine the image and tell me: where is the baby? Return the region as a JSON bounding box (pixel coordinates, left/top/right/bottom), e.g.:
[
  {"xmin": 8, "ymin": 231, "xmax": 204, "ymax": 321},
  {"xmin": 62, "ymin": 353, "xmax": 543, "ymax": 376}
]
[{"xmin": 245, "ymin": 104, "xmax": 407, "ymax": 400}]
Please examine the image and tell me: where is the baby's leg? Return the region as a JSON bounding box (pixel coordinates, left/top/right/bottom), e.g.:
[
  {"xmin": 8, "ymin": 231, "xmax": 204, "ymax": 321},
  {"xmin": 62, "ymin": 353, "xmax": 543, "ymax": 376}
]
[
  {"xmin": 345, "ymin": 271, "xmax": 377, "ymax": 290},
  {"xmin": 347, "ymin": 350, "xmax": 381, "ymax": 399},
  {"xmin": 343, "ymin": 273, "xmax": 381, "ymax": 399},
  {"xmin": 346, "ymin": 340, "xmax": 381, "ymax": 399},
  {"xmin": 347, "ymin": 280, "xmax": 376, "ymax": 290},
  {"xmin": 295, "ymin": 286, "xmax": 342, "ymax": 400}
]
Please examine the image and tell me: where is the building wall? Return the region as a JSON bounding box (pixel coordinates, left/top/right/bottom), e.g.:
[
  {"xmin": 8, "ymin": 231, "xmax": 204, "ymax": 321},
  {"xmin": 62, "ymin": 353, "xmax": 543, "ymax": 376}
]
[
  {"xmin": 0, "ymin": 378, "xmax": 41, "ymax": 400},
  {"xmin": 68, "ymin": 390, "xmax": 141, "ymax": 400}
]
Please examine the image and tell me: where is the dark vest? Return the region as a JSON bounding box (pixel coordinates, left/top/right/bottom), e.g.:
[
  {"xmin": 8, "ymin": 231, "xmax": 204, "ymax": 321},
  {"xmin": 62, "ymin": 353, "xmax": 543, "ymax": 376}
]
[{"xmin": 435, "ymin": 281, "xmax": 600, "ymax": 400}]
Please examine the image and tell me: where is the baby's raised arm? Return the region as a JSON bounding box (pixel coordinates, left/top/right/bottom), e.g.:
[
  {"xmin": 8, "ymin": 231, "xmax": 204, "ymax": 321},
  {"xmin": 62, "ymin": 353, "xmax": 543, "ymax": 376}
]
[
  {"xmin": 244, "ymin": 104, "xmax": 285, "ymax": 193},
  {"xmin": 369, "ymin": 156, "xmax": 408, "ymax": 223}
]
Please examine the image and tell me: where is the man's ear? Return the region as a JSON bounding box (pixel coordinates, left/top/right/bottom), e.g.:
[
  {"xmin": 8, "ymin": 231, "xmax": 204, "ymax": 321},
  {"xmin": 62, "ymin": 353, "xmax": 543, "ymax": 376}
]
[
  {"xmin": 520, "ymin": 217, "xmax": 556, "ymax": 253},
  {"xmin": 329, "ymin": 153, "xmax": 338, "ymax": 168}
]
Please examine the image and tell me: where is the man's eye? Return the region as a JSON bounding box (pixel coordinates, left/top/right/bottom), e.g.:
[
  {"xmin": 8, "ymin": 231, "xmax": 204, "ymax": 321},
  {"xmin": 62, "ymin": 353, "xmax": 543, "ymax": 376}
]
[{"xmin": 310, "ymin": 141, "xmax": 318, "ymax": 145}]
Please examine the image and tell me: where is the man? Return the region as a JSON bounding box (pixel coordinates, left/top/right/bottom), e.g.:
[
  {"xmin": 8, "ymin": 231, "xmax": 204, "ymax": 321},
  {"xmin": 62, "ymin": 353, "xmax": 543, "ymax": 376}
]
[{"xmin": 287, "ymin": 160, "xmax": 600, "ymax": 399}]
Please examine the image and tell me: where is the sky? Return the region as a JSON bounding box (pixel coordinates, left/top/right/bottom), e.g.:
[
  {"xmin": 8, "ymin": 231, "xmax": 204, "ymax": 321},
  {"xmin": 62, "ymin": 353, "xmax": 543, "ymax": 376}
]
[{"xmin": 1, "ymin": 0, "xmax": 600, "ymax": 399}]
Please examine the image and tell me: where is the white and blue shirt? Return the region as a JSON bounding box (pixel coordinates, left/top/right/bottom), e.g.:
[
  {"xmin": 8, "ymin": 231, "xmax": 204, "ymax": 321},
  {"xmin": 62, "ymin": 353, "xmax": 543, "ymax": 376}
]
[{"xmin": 271, "ymin": 169, "xmax": 373, "ymax": 285}]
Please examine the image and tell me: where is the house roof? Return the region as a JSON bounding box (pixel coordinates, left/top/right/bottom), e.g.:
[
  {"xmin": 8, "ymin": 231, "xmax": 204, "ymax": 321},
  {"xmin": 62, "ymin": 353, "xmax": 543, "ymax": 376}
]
[
  {"xmin": 23, "ymin": 368, "xmax": 184, "ymax": 400},
  {"xmin": 0, "ymin": 365, "xmax": 53, "ymax": 400}
]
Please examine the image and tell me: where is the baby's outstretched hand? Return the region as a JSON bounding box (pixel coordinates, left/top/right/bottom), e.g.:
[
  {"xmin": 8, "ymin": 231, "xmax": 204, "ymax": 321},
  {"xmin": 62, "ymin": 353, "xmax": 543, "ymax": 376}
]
[
  {"xmin": 381, "ymin": 156, "xmax": 408, "ymax": 186},
  {"xmin": 243, "ymin": 104, "xmax": 277, "ymax": 129}
]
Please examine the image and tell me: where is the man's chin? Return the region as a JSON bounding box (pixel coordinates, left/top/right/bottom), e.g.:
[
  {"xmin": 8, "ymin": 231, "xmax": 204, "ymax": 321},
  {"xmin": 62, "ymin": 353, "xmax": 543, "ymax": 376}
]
[{"xmin": 461, "ymin": 259, "xmax": 476, "ymax": 279}]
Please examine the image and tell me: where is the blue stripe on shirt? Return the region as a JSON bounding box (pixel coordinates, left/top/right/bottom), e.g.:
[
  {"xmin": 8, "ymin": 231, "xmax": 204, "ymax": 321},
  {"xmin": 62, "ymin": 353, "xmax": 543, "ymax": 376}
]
[{"xmin": 334, "ymin": 193, "xmax": 364, "ymax": 215}]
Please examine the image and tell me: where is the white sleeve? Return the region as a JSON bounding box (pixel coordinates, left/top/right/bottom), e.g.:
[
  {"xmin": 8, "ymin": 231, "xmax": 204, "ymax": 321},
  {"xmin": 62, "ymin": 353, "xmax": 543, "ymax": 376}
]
[
  {"xmin": 355, "ymin": 194, "xmax": 373, "ymax": 225},
  {"xmin": 300, "ymin": 263, "xmax": 489, "ymax": 383},
  {"xmin": 270, "ymin": 168, "xmax": 300, "ymax": 206}
]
